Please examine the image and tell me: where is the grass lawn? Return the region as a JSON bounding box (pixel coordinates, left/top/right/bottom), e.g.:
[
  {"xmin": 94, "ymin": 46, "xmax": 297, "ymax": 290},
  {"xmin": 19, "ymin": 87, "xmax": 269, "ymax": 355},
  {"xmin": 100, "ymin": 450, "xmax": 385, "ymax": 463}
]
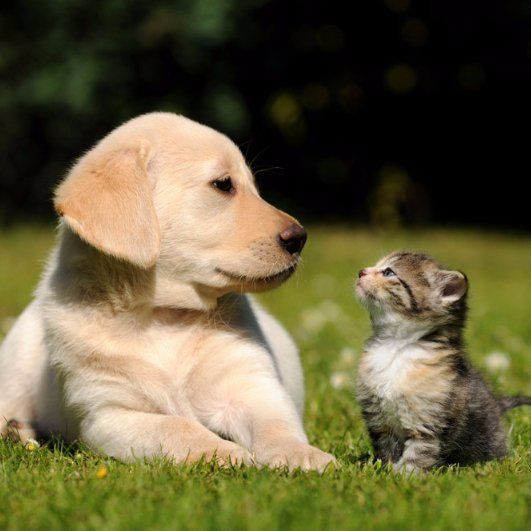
[{"xmin": 1, "ymin": 225, "xmax": 530, "ymax": 530}]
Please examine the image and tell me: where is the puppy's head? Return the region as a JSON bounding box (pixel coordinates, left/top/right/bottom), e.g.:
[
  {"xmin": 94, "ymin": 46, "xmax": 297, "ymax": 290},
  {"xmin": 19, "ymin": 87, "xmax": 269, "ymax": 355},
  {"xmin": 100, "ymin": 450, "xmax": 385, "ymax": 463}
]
[{"xmin": 54, "ymin": 113, "xmax": 305, "ymax": 301}]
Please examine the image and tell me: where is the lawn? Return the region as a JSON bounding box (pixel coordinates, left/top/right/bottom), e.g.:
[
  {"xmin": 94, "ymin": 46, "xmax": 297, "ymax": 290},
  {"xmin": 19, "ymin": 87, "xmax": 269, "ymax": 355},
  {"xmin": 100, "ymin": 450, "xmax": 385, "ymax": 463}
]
[{"xmin": 1, "ymin": 225, "xmax": 530, "ymax": 530}]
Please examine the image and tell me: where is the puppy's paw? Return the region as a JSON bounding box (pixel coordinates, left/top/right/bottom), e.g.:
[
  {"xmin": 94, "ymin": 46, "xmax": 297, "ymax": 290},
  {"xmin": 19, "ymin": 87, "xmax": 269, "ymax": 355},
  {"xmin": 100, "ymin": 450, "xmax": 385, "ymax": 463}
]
[
  {"xmin": 256, "ymin": 441, "xmax": 336, "ymax": 473},
  {"xmin": 2, "ymin": 419, "xmax": 37, "ymax": 444},
  {"xmin": 186, "ymin": 439, "xmax": 253, "ymax": 468}
]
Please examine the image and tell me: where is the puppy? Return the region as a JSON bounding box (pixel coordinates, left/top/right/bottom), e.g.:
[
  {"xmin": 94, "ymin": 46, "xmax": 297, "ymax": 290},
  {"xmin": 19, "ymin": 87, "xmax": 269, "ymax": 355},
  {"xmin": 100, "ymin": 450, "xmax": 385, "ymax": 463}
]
[{"xmin": 0, "ymin": 113, "xmax": 335, "ymax": 471}]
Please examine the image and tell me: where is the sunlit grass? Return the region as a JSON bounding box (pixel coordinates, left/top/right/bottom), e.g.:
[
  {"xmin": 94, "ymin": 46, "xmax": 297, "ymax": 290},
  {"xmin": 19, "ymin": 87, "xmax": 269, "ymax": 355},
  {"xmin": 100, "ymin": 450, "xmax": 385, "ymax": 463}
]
[{"xmin": 1, "ymin": 225, "xmax": 530, "ymax": 530}]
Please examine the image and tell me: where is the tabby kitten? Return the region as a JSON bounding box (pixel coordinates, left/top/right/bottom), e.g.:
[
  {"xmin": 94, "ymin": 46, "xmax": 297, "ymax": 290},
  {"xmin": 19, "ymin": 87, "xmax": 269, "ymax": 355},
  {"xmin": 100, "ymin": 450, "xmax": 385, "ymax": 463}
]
[{"xmin": 355, "ymin": 251, "xmax": 530, "ymax": 472}]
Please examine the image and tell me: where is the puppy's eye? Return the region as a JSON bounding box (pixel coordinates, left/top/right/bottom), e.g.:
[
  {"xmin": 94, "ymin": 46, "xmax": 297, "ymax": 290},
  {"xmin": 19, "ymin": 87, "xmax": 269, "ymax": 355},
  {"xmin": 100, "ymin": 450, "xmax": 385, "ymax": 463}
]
[
  {"xmin": 212, "ymin": 177, "xmax": 235, "ymax": 194},
  {"xmin": 382, "ymin": 267, "xmax": 396, "ymax": 277}
]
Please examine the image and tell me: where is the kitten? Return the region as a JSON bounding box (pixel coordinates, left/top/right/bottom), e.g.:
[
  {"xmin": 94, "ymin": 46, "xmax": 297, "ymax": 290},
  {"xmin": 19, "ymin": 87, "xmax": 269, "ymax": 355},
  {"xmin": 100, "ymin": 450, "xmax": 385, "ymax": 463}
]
[{"xmin": 355, "ymin": 251, "xmax": 530, "ymax": 472}]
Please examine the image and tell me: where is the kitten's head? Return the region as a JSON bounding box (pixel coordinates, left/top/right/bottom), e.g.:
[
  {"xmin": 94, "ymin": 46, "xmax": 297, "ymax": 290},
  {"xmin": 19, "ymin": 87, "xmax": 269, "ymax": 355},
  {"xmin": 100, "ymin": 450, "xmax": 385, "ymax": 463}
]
[{"xmin": 355, "ymin": 251, "xmax": 468, "ymax": 330}]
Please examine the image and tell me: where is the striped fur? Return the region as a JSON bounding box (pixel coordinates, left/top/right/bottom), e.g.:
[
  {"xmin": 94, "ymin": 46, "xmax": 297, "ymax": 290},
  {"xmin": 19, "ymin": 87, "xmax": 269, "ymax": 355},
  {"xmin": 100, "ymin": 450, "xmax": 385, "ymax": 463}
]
[{"xmin": 355, "ymin": 251, "xmax": 530, "ymax": 472}]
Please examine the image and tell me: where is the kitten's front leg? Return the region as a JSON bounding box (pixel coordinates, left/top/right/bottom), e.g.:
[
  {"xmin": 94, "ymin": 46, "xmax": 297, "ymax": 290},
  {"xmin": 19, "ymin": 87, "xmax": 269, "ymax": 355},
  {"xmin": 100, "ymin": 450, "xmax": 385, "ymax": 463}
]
[
  {"xmin": 393, "ymin": 436, "xmax": 441, "ymax": 473},
  {"xmin": 359, "ymin": 395, "xmax": 403, "ymax": 464},
  {"xmin": 368, "ymin": 428, "xmax": 404, "ymax": 464}
]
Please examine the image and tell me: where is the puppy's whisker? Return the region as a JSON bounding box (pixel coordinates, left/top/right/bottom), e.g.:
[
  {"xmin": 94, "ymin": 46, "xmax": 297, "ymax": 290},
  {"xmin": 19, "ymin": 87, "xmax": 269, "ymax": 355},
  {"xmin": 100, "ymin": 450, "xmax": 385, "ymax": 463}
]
[
  {"xmin": 248, "ymin": 145, "xmax": 270, "ymax": 172},
  {"xmin": 253, "ymin": 166, "xmax": 284, "ymax": 177}
]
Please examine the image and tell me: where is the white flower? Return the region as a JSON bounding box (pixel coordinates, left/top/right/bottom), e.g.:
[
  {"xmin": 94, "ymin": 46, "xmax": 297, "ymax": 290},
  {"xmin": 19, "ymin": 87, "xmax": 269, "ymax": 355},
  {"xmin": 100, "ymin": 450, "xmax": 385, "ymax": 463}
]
[
  {"xmin": 484, "ymin": 351, "xmax": 510, "ymax": 372},
  {"xmin": 300, "ymin": 300, "xmax": 341, "ymax": 332},
  {"xmin": 330, "ymin": 371, "xmax": 351, "ymax": 390},
  {"xmin": 25, "ymin": 438, "xmax": 40, "ymax": 451},
  {"xmin": 318, "ymin": 300, "xmax": 342, "ymax": 320},
  {"xmin": 339, "ymin": 347, "xmax": 357, "ymax": 365},
  {"xmin": 299, "ymin": 300, "xmax": 348, "ymax": 336},
  {"xmin": 300, "ymin": 308, "xmax": 328, "ymax": 333}
]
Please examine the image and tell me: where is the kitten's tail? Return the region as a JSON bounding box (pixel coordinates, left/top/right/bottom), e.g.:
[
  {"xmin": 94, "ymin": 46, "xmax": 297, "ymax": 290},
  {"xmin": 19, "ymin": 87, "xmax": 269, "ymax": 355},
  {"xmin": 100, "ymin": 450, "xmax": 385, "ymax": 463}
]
[{"xmin": 498, "ymin": 395, "xmax": 531, "ymax": 412}]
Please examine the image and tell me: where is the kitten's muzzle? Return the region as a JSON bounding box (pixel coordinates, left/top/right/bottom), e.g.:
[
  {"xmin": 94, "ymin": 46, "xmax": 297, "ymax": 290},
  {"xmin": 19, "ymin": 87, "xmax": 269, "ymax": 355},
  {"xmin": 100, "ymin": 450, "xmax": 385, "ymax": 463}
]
[{"xmin": 355, "ymin": 275, "xmax": 369, "ymax": 298}]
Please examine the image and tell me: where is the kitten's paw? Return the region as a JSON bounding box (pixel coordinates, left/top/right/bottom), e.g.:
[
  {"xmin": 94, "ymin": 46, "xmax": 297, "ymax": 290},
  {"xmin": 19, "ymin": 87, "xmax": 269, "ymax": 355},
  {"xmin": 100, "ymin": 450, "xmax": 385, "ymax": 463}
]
[
  {"xmin": 255, "ymin": 441, "xmax": 336, "ymax": 473},
  {"xmin": 392, "ymin": 461, "xmax": 424, "ymax": 475}
]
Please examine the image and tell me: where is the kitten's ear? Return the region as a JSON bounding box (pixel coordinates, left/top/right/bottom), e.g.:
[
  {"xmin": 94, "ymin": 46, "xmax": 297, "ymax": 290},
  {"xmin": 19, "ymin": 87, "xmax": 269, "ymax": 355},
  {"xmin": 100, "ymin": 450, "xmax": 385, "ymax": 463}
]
[
  {"xmin": 437, "ymin": 270, "xmax": 468, "ymax": 304},
  {"xmin": 54, "ymin": 140, "xmax": 160, "ymax": 268}
]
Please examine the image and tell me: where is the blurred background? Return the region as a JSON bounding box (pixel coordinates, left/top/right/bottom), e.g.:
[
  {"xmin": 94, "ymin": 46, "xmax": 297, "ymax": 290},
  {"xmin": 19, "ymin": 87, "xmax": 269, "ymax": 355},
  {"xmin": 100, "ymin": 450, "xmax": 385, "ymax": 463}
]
[{"xmin": 1, "ymin": 0, "xmax": 530, "ymax": 230}]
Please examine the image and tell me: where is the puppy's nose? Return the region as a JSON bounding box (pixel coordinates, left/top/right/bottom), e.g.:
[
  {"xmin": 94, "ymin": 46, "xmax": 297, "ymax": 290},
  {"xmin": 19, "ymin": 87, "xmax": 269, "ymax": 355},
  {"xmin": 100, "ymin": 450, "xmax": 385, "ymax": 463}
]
[
  {"xmin": 279, "ymin": 224, "xmax": 307, "ymax": 255},
  {"xmin": 358, "ymin": 269, "xmax": 368, "ymax": 278}
]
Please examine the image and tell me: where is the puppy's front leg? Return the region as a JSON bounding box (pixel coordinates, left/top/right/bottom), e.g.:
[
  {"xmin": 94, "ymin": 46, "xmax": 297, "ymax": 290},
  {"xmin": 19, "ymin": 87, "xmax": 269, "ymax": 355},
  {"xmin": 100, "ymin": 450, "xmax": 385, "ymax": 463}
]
[
  {"xmin": 197, "ymin": 372, "xmax": 335, "ymax": 472},
  {"xmin": 81, "ymin": 408, "xmax": 252, "ymax": 466}
]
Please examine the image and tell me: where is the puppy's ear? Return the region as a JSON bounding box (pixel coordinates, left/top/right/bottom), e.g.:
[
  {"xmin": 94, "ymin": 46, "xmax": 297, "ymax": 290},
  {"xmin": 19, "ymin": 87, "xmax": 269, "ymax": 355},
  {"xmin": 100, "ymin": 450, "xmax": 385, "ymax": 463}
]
[{"xmin": 54, "ymin": 141, "xmax": 160, "ymax": 268}]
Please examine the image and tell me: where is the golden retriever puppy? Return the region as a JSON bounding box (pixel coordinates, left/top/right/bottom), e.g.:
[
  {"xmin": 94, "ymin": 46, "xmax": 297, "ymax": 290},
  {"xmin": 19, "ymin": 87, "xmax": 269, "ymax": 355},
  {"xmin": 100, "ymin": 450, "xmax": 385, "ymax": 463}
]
[{"xmin": 0, "ymin": 113, "xmax": 335, "ymax": 471}]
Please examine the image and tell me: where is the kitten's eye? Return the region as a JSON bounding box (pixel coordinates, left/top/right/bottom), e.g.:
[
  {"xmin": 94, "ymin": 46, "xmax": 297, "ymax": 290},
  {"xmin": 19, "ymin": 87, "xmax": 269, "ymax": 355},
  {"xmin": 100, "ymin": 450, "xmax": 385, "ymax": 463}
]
[
  {"xmin": 382, "ymin": 267, "xmax": 396, "ymax": 277},
  {"xmin": 211, "ymin": 177, "xmax": 235, "ymax": 194}
]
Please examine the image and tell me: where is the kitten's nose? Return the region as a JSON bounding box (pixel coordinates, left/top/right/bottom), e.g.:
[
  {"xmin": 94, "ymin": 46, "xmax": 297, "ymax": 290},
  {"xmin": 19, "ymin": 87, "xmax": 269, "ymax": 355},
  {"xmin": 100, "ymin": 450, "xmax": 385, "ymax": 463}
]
[{"xmin": 358, "ymin": 269, "xmax": 368, "ymax": 278}]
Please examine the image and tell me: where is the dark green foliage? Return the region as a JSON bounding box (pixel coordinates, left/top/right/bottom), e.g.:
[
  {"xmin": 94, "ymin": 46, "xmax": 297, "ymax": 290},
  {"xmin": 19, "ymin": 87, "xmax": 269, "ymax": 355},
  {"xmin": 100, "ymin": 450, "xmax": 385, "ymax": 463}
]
[{"xmin": 1, "ymin": 2, "xmax": 531, "ymax": 227}]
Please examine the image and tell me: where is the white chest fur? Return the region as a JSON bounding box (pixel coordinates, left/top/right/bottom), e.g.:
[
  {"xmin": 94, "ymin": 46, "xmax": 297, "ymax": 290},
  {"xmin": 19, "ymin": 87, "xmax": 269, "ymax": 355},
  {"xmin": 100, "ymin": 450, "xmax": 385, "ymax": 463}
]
[{"xmin": 361, "ymin": 339, "xmax": 432, "ymax": 400}]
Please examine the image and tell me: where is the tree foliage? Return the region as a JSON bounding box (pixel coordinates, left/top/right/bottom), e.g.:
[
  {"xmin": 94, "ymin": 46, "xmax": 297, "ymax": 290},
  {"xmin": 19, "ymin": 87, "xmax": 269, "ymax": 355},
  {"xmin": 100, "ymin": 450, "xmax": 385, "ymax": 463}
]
[{"xmin": 1, "ymin": 1, "xmax": 530, "ymax": 227}]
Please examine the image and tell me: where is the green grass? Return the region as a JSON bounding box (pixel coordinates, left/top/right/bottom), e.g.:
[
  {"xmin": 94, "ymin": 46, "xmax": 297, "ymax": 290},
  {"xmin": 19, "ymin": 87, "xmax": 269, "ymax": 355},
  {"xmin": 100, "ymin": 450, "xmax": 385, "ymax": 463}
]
[{"xmin": 1, "ymin": 225, "xmax": 530, "ymax": 530}]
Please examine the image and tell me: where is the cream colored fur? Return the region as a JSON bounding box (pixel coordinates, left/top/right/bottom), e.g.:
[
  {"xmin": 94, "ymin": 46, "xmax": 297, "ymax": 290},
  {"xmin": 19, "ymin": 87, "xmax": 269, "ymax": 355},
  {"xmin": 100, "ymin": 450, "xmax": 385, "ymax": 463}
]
[{"xmin": 0, "ymin": 113, "xmax": 335, "ymax": 471}]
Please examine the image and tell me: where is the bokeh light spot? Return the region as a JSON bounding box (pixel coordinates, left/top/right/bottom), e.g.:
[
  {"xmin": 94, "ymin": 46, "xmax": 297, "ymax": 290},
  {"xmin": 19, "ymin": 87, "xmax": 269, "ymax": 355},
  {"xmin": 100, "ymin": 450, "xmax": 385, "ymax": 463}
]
[
  {"xmin": 401, "ymin": 18, "xmax": 429, "ymax": 47},
  {"xmin": 338, "ymin": 83, "xmax": 364, "ymax": 112},
  {"xmin": 301, "ymin": 83, "xmax": 330, "ymax": 111},
  {"xmin": 317, "ymin": 25, "xmax": 345, "ymax": 52},
  {"xmin": 385, "ymin": 64, "xmax": 417, "ymax": 93},
  {"xmin": 458, "ymin": 64, "xmax": 486, "ymax": 91},
  {"xmin": 292, "ymin": 26, "xmax": 316, "ymax": 52},
  {"xmin": 370, "ymin": 165, "xmax": 411, "ymax": 229},
  {"xmin": 384, "ymin": 0, "xmax": 411, "ymax": 13},
  {"xmin": 370, "ymin": 165, "xmax": 430, "ymax": 228},
  {"xmin": 268, "ymin": 92, "xmax": 306, "ymax": 143},
  {"xmin": 316, "ymin": 157, "xmax": 349, "ymax": 184},
  {"xmin": 269, "ymin": 92, "xmax": 301, "ymax": 126}
]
